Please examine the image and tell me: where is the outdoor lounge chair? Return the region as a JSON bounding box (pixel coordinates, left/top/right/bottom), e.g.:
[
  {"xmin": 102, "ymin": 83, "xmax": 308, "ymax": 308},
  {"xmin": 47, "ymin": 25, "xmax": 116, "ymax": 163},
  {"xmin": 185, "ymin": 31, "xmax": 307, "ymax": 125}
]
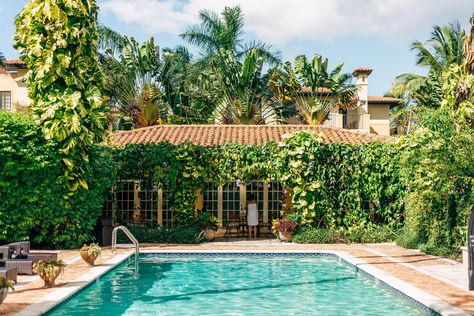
[{"xmin": 0, "ymin": 259, "xmax": 33, "ymax": 275}]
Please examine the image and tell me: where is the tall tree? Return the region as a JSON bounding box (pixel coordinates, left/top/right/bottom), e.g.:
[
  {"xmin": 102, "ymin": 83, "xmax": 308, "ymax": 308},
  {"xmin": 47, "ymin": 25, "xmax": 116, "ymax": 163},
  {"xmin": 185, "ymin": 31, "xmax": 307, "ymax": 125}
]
[
  {"xmin": 0, "ymin": 52, "xmax": 5, "ymax": 67},
  {"xmin": 181, "ymin": 6, "xmax": 280, "ymax": 65},
  {"xmin": 15, "ymin": 0, "xmax": 108, "ymax": 195},
  {"xmin": 211, "ymin": 49, "xmax": 281, "ymax": 124}
]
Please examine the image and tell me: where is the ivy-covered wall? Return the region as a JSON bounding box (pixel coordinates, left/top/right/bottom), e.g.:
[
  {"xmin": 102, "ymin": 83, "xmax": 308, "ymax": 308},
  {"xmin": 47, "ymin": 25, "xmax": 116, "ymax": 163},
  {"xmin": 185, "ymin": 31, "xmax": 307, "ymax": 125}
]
[{"xmin": 110, "ymin": 131, "xmax": 404, "ymax": 230}]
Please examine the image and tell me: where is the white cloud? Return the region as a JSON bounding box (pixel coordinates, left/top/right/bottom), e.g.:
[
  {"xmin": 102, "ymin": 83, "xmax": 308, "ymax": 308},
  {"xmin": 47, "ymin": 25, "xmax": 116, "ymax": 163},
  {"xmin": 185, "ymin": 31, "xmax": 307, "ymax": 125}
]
[{"xmin": 99, "ymin": 0, "xmax": 473, "ymax": 44}]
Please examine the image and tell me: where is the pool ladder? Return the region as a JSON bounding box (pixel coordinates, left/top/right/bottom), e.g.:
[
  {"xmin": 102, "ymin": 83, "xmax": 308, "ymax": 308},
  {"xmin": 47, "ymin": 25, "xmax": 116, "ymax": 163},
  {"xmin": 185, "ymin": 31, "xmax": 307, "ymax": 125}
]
[{"xmin": 111, "ymin": 226, "xmax": 140, "ymax": 271}]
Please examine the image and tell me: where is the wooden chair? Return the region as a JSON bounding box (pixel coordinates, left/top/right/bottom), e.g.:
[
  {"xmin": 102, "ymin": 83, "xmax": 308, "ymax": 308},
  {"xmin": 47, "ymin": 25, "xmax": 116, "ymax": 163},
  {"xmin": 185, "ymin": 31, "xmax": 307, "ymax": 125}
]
[{"xmin": 224, "ymin": 212, "xmax": 241, "ymax": 238}]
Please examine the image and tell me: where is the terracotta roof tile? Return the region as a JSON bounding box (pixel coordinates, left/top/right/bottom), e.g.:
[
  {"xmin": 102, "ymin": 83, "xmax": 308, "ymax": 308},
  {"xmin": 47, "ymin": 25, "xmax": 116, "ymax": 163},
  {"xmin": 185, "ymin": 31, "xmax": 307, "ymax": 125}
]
[
  {"xmin": 4, "ymin": 60, "xmax": 27, "ymax": 67},
  {"xmin": 108, "ymin": 125, "xmax": 389, "ymax": 147},
  {"xmin": 368, "ymin": 96, "xmax": 402, "ymax": 104},
  {"xmin": 352, "ymin": 67, "xmax": 373, "ymax": 76}
]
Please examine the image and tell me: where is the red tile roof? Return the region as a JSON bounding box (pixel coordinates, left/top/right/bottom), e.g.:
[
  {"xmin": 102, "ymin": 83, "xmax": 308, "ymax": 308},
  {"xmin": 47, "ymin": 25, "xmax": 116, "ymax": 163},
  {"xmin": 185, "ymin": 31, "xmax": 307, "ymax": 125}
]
[
  {"xmin": 352, "ymin": 67, "xmax": 373, "ymax": 76},
  {"xmin": 367, "ymin": 96, "xmax": 402, "ymax": 104},
  {"xmin": 108, "ymin": 125, "xmax": 389, "ymax": 147},
  {"xmin": 4, "ymin": 60, "xmax": 26, "ymax": 67}
]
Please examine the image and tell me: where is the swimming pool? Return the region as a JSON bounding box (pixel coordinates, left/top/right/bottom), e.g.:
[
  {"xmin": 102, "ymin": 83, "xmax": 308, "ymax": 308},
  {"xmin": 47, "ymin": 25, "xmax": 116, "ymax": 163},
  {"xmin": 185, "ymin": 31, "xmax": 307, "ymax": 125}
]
[{"xmin": 47, "ymin": 253, "xmax": 436, "ymax": 315}]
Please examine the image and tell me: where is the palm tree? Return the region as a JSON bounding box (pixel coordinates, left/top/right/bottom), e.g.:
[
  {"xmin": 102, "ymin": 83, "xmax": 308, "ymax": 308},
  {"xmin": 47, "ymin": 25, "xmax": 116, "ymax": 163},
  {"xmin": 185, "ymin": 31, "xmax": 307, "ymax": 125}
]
[
  {"xmin": 181, "ymin": 6, "xmax": 280, "ymax": 65},
  {"xmin": 269, "ymin": 55, "xmax": 358, "ymax": 125},
  {"xmin": 211, "ymin": 49, "xmax": 282, "ymax": 124},
  {"xmin": 389, "ymin": 22, "xmax": 466, "ymax": 105}
]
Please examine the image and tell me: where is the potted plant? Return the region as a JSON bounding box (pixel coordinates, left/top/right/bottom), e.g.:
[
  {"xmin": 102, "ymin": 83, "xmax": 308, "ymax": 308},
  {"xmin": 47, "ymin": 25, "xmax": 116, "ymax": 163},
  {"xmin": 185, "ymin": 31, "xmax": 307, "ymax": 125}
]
[
  {"xmin": 33, "ymin": 259, "xmax": 66, "ymax": 288},
  {"xmin": 196, "ymin": 212, "xmax": 220, "ymax": 241},
  {"xmin": 80, "ymin": 243, "xmax": 101, "ymax": 266},
  {"xmin": 274, "ymin": 219, "xmax": 298, "ymax": 242},
  {"xmin": 0, "ymin": 276, "xmax": 14, "ymax": 305}
]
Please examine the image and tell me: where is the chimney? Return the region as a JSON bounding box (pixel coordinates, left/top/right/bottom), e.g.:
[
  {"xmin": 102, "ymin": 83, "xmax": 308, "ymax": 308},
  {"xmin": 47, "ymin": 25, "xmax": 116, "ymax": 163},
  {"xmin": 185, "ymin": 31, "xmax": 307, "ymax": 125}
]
[{"xmin": 352, "ymin": 67, "xmax": 373, "ymax": 113}]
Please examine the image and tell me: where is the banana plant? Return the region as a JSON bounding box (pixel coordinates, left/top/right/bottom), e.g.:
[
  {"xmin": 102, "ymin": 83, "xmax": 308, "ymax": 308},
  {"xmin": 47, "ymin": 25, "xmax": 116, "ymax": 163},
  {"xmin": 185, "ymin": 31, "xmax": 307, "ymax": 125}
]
[{"xmin": 212, "ymin": 49, "xmax": 282, "ymax": 124}]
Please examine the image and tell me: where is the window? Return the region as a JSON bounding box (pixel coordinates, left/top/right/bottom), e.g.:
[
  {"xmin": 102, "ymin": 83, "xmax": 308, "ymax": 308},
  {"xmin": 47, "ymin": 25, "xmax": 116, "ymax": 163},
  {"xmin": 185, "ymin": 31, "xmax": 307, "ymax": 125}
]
[
  {"xmin": 115, "ymin": 181, "xmax": 136, "ymax": 221},
  {"xmin": 162, "ymin": 190, "xmax": 173, "ymax": 227},
  {"xmin": 222, "ymin": 183, "xmax": 240, "ymax": 223},
  {"xmin": 203, "ymin": 182, "xmax": 219, "ymax": 218},
  {"xmin": 138, "ymin": 179, "xmax": 158, "ymax": 222},
  {"xmin": 0, "ymin": 92, "xmax": 11, "ymax": 111},
  {"xmin": 268, "ymin": 182, "xmax": 283, "ymax": 222}
]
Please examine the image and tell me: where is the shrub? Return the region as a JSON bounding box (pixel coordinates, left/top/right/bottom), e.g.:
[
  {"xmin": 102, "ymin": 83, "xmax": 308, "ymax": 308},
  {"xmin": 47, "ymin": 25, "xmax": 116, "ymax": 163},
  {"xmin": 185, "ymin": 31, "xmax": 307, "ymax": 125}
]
[
  {"xmin": 342, "ymin": 225, "xmax": 397, "ymax": 243},
  {"xmin": 196, "ymin": 212, "xmax": 220, "ymax": 231},
  {"xmin": 118, "ymin": 226, "xmax": 204, "ymax": 244},
  {"xmin": 395, "ymin": 229, "xmax": 424, "ymax": 249},
  {"xmin": 419, "ymin": 244, "xmax": 459, "ymax": 259},
  {"xmin": 293, "ymin": 227, "xmax": 336, "ymax": 244}
]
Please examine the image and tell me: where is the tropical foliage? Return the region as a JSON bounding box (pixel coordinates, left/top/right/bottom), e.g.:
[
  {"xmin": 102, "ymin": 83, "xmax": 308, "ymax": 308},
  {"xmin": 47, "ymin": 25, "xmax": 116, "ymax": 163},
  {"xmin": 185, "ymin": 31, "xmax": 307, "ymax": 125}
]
[
  {"xmin": 14, "ymin": 0, "xmax": 108, "ymax": 196},
  {"xmin": 269, "ymin": 55, "xmax": 358, "ymax": 124},
  {"xmin": 393, "ymin": 19, "xmax": 473, "ymax": 256}
]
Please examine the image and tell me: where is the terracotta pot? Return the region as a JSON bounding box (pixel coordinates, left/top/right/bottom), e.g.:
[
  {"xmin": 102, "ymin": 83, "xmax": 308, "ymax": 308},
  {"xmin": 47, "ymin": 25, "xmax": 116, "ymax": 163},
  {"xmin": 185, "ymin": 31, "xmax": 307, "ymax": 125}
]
[
  {"xmin": 278, "ymin": 231, "xmax": 292, "ymax": 242},
  {"xmin": 0, "ymin": 288, "xmax": 8, "ymax": 305},
  {"xmin": 80, "ymin": 250, "xmax": 99, "ymax": 266},
  {"xmin": 203, "ymin": 229, "xmax": 216, "ymax": 241},
  {"xmin": 38, "ymin": 266, "xmax": 62, "ymax": 288}
]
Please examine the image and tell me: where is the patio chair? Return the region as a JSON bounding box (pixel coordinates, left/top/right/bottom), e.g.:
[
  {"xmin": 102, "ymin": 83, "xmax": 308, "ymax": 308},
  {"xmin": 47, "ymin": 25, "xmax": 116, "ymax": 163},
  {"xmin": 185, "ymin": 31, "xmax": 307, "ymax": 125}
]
[
  {"xmin": 0, "ymin": 259, "xmax": 33, "ymax": 275},
  {"xmin": 224, "ymin": 212, "xmax": 242, "ymax": 238}
]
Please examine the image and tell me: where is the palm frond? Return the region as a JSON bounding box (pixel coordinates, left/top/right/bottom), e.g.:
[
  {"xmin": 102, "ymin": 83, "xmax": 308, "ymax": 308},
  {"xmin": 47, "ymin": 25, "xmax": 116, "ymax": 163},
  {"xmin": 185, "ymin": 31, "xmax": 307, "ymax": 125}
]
[{"xmin": 97, "ymin": 25, "xmax": 128, "ymax": 55}]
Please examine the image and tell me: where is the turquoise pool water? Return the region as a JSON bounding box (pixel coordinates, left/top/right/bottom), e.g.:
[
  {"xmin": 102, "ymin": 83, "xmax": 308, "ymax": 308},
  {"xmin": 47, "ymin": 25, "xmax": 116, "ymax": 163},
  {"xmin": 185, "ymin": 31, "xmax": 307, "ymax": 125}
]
[{"xmin": 48, "ymin": 254, "xmax": 433, "ymax": 315}]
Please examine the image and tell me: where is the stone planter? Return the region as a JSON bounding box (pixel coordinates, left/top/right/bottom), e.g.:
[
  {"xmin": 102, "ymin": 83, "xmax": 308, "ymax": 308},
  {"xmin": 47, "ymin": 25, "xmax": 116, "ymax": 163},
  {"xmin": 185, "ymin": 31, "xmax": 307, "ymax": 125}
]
[
  {"xmin": 461, "ymin": 246, "xmax": 468, "ymax": 266},
  {"xmin": 278, "ymin": 231, "xmax": 292, "ymax": 242},
  {"xmin": 37, "ymin": 266, "xmax": 63, "ymax": 288},
  {"xmin": 203, "ymin": 229, "xmax": 216, "ymax": 241},
  {"xmin": 80, "ymin": 250, "xmax": 99, "ymax": 266},
  {"xmin": 0, "ymin": 288, "xmax": 8, "ymax": 305}
]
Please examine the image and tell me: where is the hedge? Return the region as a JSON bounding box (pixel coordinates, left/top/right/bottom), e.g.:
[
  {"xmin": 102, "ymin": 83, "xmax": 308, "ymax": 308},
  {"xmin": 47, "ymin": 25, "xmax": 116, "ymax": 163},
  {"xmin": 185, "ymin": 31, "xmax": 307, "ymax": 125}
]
[{"xmin": 0, "ymin": 112, "xmax": 114, "ymax": 249}]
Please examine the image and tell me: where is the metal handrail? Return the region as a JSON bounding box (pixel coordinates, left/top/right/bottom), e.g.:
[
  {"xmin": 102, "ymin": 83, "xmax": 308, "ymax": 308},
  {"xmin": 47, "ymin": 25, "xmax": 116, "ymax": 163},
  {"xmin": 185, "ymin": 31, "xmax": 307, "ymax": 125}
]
[{"xmin": 111, "ymin": 226, "xmax": 139, "ymax": 271}]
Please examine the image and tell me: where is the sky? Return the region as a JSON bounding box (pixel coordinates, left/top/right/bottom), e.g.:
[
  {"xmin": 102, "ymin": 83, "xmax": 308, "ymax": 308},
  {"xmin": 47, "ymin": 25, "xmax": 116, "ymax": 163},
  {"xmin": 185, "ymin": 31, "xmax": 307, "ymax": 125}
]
[{"xmin": 0, "ymin": 0, "xmax": 473, "ymax": 96}]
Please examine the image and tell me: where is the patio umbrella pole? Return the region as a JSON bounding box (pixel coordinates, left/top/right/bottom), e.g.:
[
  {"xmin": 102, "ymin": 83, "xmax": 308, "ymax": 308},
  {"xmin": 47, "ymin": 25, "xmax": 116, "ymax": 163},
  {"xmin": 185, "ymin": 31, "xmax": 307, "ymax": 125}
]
[{"xmin": 469, "ymin": 209, "xmax": 474, "ymax": 291}]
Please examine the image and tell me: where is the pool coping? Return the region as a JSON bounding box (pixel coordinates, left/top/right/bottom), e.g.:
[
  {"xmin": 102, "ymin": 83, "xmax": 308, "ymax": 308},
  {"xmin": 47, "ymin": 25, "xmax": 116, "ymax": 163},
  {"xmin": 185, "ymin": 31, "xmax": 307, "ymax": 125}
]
[{"xmin": 15, "ymin": 250, "xmax": 468, "ymax": 316}]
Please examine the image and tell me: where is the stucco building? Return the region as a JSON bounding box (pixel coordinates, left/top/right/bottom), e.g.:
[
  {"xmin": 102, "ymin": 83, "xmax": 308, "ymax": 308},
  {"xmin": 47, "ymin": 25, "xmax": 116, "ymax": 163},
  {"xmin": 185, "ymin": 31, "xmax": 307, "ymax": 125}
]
[{"xmin": 0, "ymin": 60, "xmax": 31, "ymax": 112}]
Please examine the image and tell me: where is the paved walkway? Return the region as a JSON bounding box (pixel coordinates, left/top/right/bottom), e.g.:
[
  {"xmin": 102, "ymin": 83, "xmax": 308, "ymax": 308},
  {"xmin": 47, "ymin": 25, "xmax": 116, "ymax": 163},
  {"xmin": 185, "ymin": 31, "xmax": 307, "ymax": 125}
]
[{"xmin": 0, "ymin": 241, "xmax": 472, "ymax": 315}]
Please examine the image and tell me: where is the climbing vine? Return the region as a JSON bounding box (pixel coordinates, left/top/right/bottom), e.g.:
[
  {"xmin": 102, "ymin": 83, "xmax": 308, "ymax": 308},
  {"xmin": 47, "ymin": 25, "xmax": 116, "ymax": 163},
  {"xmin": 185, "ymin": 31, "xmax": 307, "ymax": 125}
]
[{"xmin": 14, "ymin": 0, "xmax": 108, "ymax": 196}]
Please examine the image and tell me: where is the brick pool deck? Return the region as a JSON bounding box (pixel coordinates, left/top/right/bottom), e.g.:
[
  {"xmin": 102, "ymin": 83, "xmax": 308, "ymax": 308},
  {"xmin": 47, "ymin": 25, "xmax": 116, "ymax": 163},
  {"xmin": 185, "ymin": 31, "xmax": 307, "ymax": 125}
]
[{"xmin": 1, "ymin": 241, "xmax": 472, "ymax": 315}]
